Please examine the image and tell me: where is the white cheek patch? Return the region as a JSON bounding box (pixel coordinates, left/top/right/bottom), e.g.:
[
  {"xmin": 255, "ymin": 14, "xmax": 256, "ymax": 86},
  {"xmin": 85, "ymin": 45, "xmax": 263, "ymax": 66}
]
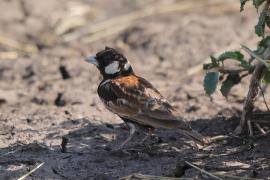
[
  {"xmin": 124, "ymin": 61, "xmax": 131, "ymax": 71},
  {"xmin": 105, "ymin": 61, "xmax": 120, "ymax": 74}
]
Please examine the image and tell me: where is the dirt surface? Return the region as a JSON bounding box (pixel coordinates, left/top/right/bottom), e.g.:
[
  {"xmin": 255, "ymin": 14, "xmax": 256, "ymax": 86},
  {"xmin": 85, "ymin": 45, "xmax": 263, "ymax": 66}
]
[{"xmin": 0, "ymin": 0, "xmax": 270, "ymax": 179}]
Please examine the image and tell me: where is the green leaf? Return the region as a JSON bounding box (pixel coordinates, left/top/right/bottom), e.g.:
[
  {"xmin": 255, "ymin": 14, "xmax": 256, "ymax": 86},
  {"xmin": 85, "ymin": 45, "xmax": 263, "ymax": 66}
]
[
  {"xmin": 220, "ymin": 74, "xmax": 241, "ymax": 97},
  {"xmin": 218, "ymin": 51, "xmax": 244, "ymax": 61},
  {"xmin": 220, "ymin": 80, "xmax": 235, "ymax": 98},
  {"xmin": 262, "ymin": 69, "xmax": 270, "ymax": 84},
  {"xmin": 203, "ymin": 56, "xmax": 219, "ymax": 70},
  {"xmin": 217, "ymin": 51, "xmax": 250, "ymax": 69},
  {"xmin": 252, "ymin": 0, "xmax": 265, "ymax": 9},
  {"xmin": 210, "ymin": 55, "xmax": 218, "ymax": 65},
  {"xmin": 255, "ymin": 10, "xmax": 267, "ymax": 37},
  {"xmin": 204, "ymin": 72, "xmax": 219, "ymax": 96},
  {"xmin": 240, "ymin": 0, "xmax": 250, "ymax": 11}
]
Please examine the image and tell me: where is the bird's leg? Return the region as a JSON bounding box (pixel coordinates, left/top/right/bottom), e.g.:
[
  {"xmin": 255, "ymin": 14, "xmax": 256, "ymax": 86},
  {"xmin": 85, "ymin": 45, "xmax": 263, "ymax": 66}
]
[
  {"xmin": 140, "ymin": 128, "xmax": 155, "ymax": 144},
  {"xmin": 118, "ymin": 122, "xmax": 137, "ymax": 149}
]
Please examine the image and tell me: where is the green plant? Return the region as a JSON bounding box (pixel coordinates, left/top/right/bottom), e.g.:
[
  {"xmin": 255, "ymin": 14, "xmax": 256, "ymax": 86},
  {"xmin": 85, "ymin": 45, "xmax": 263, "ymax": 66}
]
[{"xmin": 203, "ymin": 0, "xmax": 270, "ymax": 135}]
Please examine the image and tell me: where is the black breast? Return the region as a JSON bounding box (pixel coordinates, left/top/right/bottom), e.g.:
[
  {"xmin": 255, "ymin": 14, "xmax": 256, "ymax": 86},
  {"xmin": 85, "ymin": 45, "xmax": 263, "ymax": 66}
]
[{"xmin": 97, "ymin": 80, "xmax": 118, "ymax": 101}]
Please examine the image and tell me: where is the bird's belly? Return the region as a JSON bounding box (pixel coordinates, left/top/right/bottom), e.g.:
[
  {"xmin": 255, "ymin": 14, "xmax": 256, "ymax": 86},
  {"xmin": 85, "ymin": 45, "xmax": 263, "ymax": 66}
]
[
  {"xmin": 101, "ymin": 100, "xmax": 137, "ymax": 117},
  {"xmin": 101, "ymin": 100, "xmax": 151, "ymax": 126}
]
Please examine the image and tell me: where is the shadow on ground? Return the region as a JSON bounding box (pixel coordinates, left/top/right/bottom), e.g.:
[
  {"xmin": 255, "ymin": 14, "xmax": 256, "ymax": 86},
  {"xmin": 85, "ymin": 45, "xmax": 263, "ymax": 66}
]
[{"xmin": 1, "ymin": 115, "xmax": 269, "ymax": 180}]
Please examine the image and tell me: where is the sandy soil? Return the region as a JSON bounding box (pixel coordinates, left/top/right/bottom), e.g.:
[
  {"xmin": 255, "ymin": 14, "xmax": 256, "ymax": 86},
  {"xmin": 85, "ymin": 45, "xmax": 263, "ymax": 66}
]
[{"xmin": 0, "ymin": 0, "xmax": 270, "ymax": 179}]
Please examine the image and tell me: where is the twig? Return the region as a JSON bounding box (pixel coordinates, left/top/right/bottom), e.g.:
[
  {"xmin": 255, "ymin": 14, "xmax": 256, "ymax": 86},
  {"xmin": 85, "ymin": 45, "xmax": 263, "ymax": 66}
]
[
  {"xmin": 241, "ymin": 45, "xmax": 270, "ymax": 69},
  {"xmin": 185, "ymin": 161, "xmax": 223, "ymax": 180},
  {"xmin": 217, "ymin": 67, "xmax": 249, "ymax": 74},
  {"xmin": 255, "ymin": 123, "xmax": 267, "ymax": 135},
  {"xmin": 120, "ymin": 173, "xmax": 191, "ymax": 180},
  {"xmin": 17, "ymin": 162, "xmax": 44, "ymax": 180},
  {"xmin": 209, "ymin": 135, "xmax": 231, "ymax": 142}
]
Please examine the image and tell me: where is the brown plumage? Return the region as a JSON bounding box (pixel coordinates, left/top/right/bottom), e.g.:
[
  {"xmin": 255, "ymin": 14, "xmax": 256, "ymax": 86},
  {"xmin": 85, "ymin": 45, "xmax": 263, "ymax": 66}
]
[{"xmin": 85, "ymin": 47, "xmax": 209, "ymax": 148}]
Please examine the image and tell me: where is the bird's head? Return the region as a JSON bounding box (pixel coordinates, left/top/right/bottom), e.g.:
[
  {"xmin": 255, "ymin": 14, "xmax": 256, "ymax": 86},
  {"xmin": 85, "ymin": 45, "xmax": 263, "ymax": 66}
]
[{"xmin": 85, "ymin": 47, "xmax": 133, "ymax": 79}]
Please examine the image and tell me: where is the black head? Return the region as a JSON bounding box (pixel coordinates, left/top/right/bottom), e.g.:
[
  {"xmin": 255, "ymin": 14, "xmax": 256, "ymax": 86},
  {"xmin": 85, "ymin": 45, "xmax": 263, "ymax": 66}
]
[{"xmin": 85, "ymin": 47, "xmax": 133, "ymax": 79}]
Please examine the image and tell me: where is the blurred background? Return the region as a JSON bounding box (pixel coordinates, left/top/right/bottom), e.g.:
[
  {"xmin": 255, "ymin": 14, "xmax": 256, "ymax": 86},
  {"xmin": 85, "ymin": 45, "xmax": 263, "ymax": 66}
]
[{"xmin": 1, "ymin": 0, "xmax": 268, "ymax": 179}]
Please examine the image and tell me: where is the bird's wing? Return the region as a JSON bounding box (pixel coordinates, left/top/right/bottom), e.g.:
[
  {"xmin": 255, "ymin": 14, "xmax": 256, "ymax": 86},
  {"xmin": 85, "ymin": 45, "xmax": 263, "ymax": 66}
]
[{"xmin": 103, "ymin": 75, "xmax": 191, "ymax": 130}]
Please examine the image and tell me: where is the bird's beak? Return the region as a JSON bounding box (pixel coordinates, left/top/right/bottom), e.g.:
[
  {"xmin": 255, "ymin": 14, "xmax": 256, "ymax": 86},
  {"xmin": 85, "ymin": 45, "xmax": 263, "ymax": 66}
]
[{"xmin": 85, "ymin": 56, "xmax": 99, "ymax": 67}]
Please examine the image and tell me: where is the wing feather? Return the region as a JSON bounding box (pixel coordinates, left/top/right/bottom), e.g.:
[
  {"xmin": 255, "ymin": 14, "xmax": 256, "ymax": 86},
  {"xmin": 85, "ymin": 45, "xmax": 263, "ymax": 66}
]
[{"xmin": 105, "ymin": 75, "xmax": 191, "ymax": 130}]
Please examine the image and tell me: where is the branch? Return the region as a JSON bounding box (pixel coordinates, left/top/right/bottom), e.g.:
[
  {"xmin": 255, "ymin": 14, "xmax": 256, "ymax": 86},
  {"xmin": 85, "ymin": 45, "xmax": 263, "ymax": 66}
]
[
  {"xmin": 185, "ymin": 161, "xmax": 223, "ymax": 180},
  {"xmin": 18, "ymin": 162, "xmax": 44, "ymax": 180}
]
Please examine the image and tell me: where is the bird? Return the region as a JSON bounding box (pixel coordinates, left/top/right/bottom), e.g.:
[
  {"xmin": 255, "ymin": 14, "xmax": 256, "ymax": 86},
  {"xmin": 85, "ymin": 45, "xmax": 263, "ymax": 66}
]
[{"xmin": 85, "ymin": 47, "xmax": 210, "ymax": 148}]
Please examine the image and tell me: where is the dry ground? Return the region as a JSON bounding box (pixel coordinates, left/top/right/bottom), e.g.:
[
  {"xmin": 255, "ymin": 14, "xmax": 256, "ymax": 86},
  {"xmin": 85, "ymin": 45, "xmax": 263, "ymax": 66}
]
[{"xmin": 0, "ymin": 0, "xmax": 270, "ymax": 179}]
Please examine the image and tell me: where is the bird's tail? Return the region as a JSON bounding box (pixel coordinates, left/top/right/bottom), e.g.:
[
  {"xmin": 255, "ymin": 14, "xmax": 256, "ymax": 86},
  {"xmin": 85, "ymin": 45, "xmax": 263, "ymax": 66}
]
[{"xmin": 181, "ymin": 129, "xmax": 210, "ymax": 145}]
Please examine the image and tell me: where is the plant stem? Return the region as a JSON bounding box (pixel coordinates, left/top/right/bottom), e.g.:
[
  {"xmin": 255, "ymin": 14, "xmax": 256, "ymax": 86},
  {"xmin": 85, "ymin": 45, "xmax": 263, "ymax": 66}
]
[
  {"xmin": 234, "ymin": 47, "xmax": 270, "ymax": 135},
  {"xmin": 217, "ymin": 67, "xmax": 250, "ymax": 74}
]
